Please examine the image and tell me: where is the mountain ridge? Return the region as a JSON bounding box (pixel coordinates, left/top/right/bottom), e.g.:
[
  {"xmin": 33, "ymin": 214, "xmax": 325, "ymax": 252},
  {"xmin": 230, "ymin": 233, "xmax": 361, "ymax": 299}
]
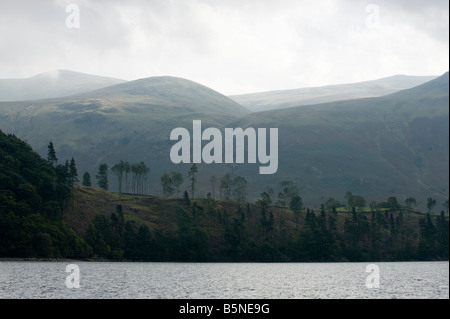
[
  {"xmin": 0, "ymin": 69, "xmax": 126, "ymax": 102},
  {"xmin": 229, "ymin": 74, "xmax": 439, "ymax": 112}
]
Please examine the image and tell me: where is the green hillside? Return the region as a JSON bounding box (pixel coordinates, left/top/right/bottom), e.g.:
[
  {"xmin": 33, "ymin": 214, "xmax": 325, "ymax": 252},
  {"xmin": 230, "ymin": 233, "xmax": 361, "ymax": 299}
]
[
  {"xmin": 63, "ymin": 185, "xmax": 448, "ymax": 262},
  {"xmin": 0, "ymin": 130, "xmax": 448, "ymax": 261}
]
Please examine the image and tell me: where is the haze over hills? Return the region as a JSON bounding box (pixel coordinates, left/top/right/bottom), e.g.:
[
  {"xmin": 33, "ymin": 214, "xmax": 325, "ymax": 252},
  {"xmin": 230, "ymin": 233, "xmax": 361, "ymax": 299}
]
[
  {"xmin": 229, "ymin": 75, "xmax": 438, "ymax": 112},
  {"xmin": 0, "ymin": 70, "xmax": 126, "ymax": 102},
  {"xmin": 0, "ymin": 71, "xmax": 447, "ymax": 210}
]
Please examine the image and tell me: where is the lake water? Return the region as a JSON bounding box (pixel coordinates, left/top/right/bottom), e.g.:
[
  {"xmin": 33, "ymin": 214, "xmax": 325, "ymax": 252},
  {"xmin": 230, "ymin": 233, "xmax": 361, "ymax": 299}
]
[{"xmin": 0, "ymin": 261, "xmax": 448, "ymax": 299}]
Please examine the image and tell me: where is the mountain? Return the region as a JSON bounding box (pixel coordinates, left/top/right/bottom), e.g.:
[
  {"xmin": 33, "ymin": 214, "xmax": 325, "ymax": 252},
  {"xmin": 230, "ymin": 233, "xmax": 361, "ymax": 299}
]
[
  {"xmin": 0, "ymin": 75, "xmax": 250, "ymax": 187},
  {"xmin": 0, "ymin": 71, "xmax": 447, "ymax": 210},
  {"xmin": 229, "ymin": 75, "xmax": 438, "ymax": 112},
  {"xmin": 0, "ymin": 70, "xmax": 126, "ymax": 101},
  {"xmin": 232, "ymin": 72, "xmax": 449, "ymax": 209}
]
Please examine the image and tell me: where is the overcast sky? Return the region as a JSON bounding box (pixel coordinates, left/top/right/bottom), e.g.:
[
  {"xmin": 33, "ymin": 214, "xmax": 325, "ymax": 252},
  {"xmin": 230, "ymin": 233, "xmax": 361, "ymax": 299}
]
[{"xmin": 0, "ymin": 0, "xmax": 448, "ymax": 95}]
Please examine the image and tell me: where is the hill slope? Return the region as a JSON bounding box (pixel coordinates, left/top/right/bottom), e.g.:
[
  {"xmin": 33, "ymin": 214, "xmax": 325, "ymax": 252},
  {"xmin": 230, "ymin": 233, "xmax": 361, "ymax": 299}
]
[
  {"xmin": 0, "ymin": 75, "xmax": 250, "ymax": 183},
  {"xmin": 232, "ymin": 72, "xmax": 449, "ymax": 209},
  {"xmin": 0, "ymin": 70, "xmax": 126, "ymax": 102},
  {"xmin": 64, "ymin": 186, "xmax": 448, "ymax": 262},
  {"xmin": 0, "ymin": 130, "xmax": 448, "ymax": 261},
  {"xmin": 230, "ymin": 75, "xmax": 438, "ymax": 112}
]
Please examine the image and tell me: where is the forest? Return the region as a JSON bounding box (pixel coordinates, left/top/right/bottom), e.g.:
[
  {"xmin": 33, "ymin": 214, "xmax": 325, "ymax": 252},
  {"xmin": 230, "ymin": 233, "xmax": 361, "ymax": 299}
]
[{"xmin": 0, "ymin": 130, "xmax": 448, "ymax": 262}]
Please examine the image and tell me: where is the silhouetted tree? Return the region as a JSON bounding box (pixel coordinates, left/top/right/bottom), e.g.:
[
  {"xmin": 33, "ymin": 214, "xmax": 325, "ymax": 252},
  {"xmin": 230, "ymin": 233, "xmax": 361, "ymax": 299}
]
[
  {"xmin": 427, "ymin": 197, "xmax": 437, "ymax": 213},
  {"xmin": 405, "ymin": 197, "xmax": 417, "ymax": 209},
  {"xmin": 111, "ymin": 161, "xmax": 127, "ymax": 194},
  {"xmin": 161, "ymin": 172, "xmax": 174, "ymax": 197},
  {"xmin": 289, "ymin": 195, "xmax": 303, "ymax": 231},
  {"xmin": 47, "ymin": 141, "xmax": 58, "ymax": 167},
  {"xmin": 96, "ymin": 163, "xmax": 109, "ymax": 190},
  {"xmin": 188, "ymin": 164, "xmax": 198, "ymax": 199},
  {"xmin": 69, "ymin": 157, "xmax": 78, "ymax": 187},
  {"xmin": 220, "ymin": 173, "xmax": 233, "ymax": 200},
  {"xmin": 82, "ymin": 172, "xmax": 91, "ymax": 186}
]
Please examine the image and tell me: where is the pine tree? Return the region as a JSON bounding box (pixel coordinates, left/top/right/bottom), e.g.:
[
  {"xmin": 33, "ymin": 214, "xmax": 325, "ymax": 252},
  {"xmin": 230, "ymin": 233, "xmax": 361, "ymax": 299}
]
[
  {"xmin": 69, "ymin": 157, "xmax": 78, "ymax": 187},
  {"xmin": 47, "ymin": 141, "xmax": 58, "ymax": 166},
  {"xmin": 82, "ymin": 172, "xmax": 92, "ymax": 186}
]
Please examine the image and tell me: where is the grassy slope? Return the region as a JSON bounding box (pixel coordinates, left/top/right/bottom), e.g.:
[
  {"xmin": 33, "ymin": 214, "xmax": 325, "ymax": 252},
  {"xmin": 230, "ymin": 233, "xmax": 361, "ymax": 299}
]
[{"xmin": 66, "ymin": 186, "xmax": 430, "ymax": 249}]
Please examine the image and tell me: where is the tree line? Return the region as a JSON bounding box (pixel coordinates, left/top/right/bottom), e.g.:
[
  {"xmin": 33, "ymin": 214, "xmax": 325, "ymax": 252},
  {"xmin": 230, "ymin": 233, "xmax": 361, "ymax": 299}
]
[
  {"xmin": 160, "ymin": 164, "xmax": 249, "ymax": 203},
  {"xmin": 82, "ymin": 160, "xmax": 150, "ymax": 195}
]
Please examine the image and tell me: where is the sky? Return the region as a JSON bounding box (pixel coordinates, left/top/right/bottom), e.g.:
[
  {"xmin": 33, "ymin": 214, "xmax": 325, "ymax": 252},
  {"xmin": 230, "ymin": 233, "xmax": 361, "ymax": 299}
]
[{"xmin": 0, "ymin": 0, "xmax": 448, "ymax": 95}]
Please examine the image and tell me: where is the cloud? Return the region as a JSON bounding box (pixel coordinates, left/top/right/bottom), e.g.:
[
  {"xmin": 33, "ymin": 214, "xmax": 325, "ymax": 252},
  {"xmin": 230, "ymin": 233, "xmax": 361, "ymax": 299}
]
[{"xmin": 0, "ymin": 0, "xmax": 448, "ymax": 94}]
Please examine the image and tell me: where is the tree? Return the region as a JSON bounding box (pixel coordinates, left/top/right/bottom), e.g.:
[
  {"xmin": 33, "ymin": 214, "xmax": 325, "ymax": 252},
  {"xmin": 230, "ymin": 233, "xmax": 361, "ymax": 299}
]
[
  {"xmin": 427, "ymin": 197, "xmax": 437, "ymax": 213},
  {"xmin": 444, "ymin": 199, "xmax": 449, "ymax": 215},
  {"xmin": 210, "ymin": 176, "xmax": 217, "ymax": 198},
  {"xmin": 69, "ymin": 157, "xmax": 78, "ymax": 187},
  {"xmin": 325, "ymin": 197, "xmax": 339, "ymax": 211},
  {"xmin": 232, "ymin": 176, "xmax": 247, "ymax": 202},
  {"xmin": 289, "ymin": 195, "xmax": 303, "ymax": 230},
  {"xmin": 161, "ymin": 172, "xmax": 174, "ymax": 197},
  {"xmin": 256, "ymin": 191, "xmax": 272, "ymax": 212},
  {"xmin": 171, "ymin": 171, "xmax": 184, "ymax": 198},
  {"xmin": 277, "ymin": 180, "xmax": 299, "ymax": 207},
  {"xmin": 131, "ymin": 162, "xmax": 150, "ymax": 195},
  {"xmin": 183, "ymin": 190, "xmax": 191, "ymax": 207},
  {"xmin": 188, "ymin": 164, "xmax": 198, "ymax": 199},
  {"xmin": 352, "ymin": 195, "xmax": 366, "ymax": 209},
  {"xmin": 82, "ymin": 172, "xmax": 91, "ymax": 186},
  {"xmin": 47, "ymin": 141, "xmax": 58, "ymax": 167},
  {"xmin": 111, "ymin": 161, "xmax": 126, "ymax": 194},
  {"xmin": 387, "ymin": 197, "xmax": 401, "ymax": 211},
  {"xmin": 256, "ymin": 191, "xmax": 273, "ymax": 238},
  {"xmin": 405, "ymin": 197, "xmax": 417, "ymax": 209},
  {"xmin": 123, "ymin": 161, "xmax": 131, "ymax": 193},
  {"xmin": 96, "ymin": 163, "xmax": 109, "ymax": 190},
  {"xmin": 345, "ymin": 191, "xmax": 354, "ymax": 210},
  {"xmin": 220, "ymin": 173, "xmax": 233, "ymax": 200}
]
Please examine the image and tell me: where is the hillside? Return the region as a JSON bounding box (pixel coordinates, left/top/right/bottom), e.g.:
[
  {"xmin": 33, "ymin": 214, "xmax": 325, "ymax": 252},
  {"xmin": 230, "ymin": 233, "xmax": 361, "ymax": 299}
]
[
  {"xmin": 63, "ymin": 186, "xmax": 448, "ymax": 262},
  {"xmin": 0, "ymin": 130, "xmax": 448, "ymax": 261},
  {"xmin": 230, "ymin": 74, "xmax": 438, "ymax": 112},
  {"xmin": 0, "ymin": 70, "xmax": 126, "ymax": 102},
  {"xmin": 231, "ymin": 72, "xmax": 449, "ymax": 210},
  {"xmin": 0, "ymin": 75, "xmax": 250, "ymax": 187},
  {"xmin": 0, "ymin": 72, "xmax": 447, "ymax": 211}
]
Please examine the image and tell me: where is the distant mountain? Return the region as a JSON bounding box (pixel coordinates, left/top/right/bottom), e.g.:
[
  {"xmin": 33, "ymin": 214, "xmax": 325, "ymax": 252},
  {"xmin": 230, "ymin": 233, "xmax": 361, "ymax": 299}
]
[
  {"xmin": 0, "ymin": 75, "xmax": 250, "ymax": 185},
  {"xmin": 230, "ymin": 75, "xmax": 438, "ymax": 112},
  {"xmin": 232, "ymin": 72, "xmax": 449, "ymax": 209},
  {"xmin": 0, "ymin": 70, "xmax": 126, "ymax": 101}
]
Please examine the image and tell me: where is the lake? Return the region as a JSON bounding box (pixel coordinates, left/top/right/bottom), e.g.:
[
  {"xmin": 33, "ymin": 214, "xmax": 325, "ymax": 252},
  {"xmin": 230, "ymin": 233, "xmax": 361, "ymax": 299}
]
[{"xmin": 0, "ymin": 261, "xmax": 448, "ymax": 299}]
